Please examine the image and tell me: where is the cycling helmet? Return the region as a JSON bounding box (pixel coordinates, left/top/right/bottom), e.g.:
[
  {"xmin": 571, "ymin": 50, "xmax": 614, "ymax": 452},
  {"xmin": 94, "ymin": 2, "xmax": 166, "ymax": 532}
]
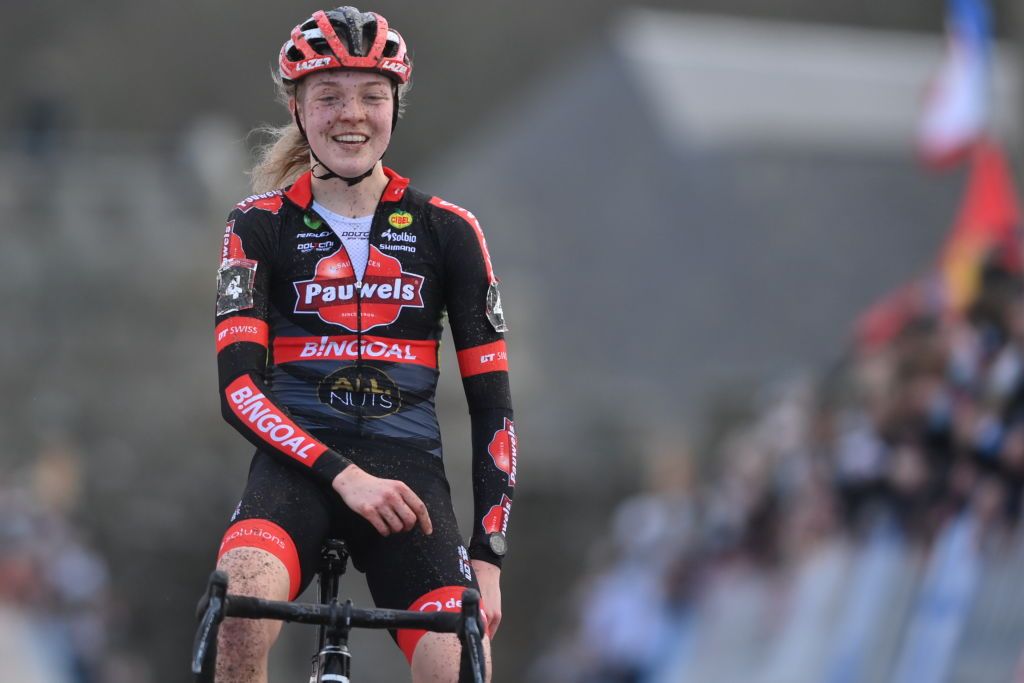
[
  {"xmin": 279, "ymin": 7, "xmax": 411, "ymax": 85},
  {"xmin": 279, "ymin": 7, "xmax": 411, "ymax": 186}
]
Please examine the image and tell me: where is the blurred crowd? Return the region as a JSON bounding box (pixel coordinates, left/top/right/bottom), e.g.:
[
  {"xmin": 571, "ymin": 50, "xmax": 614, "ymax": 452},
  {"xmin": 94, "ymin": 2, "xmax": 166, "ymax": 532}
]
[
  {"xmin": 534, "ymin": 254, "xmax": 1024, "ymax": 683},
  {"xmin": 0, "ymin": 445, "xmax": 112, "ymax": 683}
]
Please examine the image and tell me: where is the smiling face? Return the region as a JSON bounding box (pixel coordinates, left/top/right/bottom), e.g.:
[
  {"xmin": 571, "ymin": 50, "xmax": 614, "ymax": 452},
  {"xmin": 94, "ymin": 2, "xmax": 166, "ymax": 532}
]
[{"xmin": 293, "ymin": 70, "xmax": 395, "ymax": 179}]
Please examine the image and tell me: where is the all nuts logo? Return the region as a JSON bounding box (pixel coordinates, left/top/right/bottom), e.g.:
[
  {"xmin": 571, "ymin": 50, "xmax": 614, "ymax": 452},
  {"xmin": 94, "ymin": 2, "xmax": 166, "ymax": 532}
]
[{"xmin": 294, "ymin": 246, "xmax": 424, "ymax": 332}]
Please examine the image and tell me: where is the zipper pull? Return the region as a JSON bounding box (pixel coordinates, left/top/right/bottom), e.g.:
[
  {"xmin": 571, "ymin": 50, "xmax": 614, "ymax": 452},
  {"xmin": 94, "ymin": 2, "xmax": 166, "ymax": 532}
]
[{"xmin": 355, "ymin": 281, "xmax": 362, "ymax": 290}]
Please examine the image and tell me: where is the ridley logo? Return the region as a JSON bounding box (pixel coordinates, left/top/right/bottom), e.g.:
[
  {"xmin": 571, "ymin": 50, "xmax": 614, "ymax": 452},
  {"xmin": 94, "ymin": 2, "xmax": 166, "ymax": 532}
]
[
  {"xmin": 293, "ymin": 246, "xmax": 424, "ymax": 332},
  {"xmin": 482, "ymin": 494, "xmax": 513, "ymax": 535},
  {"xmin": 488, "ymin": 418, "xmax": 517, "ymax": 486}
]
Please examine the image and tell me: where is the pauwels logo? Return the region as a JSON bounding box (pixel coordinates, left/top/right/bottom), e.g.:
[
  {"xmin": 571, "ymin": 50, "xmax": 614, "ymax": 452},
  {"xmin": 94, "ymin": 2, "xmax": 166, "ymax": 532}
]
[
  {"xmin": 236, "ymin": 191, "xmax": 284, "ymax": 214},
  {"xmin": 488, "ymin": 418, "xmax": 517, "ymax": 486},
  {"xmin": 293, "ymin": 246, "xmax": 424, "ymax": 332},
  {"xmin": 482, "ymin": 494, "xmax": 513, "ymax": 535}
]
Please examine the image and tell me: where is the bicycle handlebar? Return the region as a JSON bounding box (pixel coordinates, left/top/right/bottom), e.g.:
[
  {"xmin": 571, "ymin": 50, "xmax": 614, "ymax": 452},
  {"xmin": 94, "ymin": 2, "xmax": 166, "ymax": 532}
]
[
  {"xmin": 191, "ymin": 570, "xmax": 228, "ymax": 678},
  {"xmin": 192, "ymin": 571, "xmax": 487, "ymax": 682}
]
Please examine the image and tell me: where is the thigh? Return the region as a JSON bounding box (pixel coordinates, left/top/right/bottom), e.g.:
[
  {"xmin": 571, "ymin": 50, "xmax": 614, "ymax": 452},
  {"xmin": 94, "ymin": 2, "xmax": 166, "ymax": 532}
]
[
  {"xmin": 343, "ymin": 450, "xmax": 477, "ymax": 612},
  {"xmin": 218, "ymin": 451, "xmax": 335, "ymax": 600}
]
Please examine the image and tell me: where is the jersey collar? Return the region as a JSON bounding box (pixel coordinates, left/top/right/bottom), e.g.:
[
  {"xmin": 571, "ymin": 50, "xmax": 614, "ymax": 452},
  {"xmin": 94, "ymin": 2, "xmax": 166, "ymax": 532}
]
[{"xmin": 283, "ymin": 167, "xmax": 410, "ymax": 210}]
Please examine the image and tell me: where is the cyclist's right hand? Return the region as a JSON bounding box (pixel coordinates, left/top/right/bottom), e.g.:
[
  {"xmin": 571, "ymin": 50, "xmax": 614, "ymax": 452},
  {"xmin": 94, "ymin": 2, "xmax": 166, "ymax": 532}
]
[{"xmin": 332, "ymin": 465, "xmax": 433, "ymax": 537}]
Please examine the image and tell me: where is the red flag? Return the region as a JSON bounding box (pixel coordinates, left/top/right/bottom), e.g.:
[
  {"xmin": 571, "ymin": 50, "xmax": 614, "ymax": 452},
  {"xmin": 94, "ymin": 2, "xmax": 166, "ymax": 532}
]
[{"xmin": 938, "ymin": 138, "xmax": 1022, "ymax": 312}]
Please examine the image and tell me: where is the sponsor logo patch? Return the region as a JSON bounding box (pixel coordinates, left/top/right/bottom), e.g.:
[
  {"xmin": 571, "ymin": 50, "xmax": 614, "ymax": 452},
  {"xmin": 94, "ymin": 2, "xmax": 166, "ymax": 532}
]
[
  {"xmin": 380, "ymin": 60, "xmax": 410, "ymax": 77},
  {"xmin": 293, "ymin": 246, "xmax": 424, "ymax": 332},
  {"xmin": 226, "ymin": 378, "xmax": 325, "ymax": 461},
  {"xmin": 221, "ymin": 220, "xmax": 247, "ymax": 262},
  {"xmin": 318, "ymin": 365, "xmax": 402, "ymax": 418},
  {"xmin": 296, "ymin": 57, "xmax": 333, "ymax": 72},
  {"xmin": 388, "ymin": 210, "xmax": 413, "ymax": 229},
  {"xmin": 458, "ymin": 545, "xmax": 472, "ymax": 581},
  {"xmin": 482, "ymin": 494, "xmax": 513, "ymax": 535},
  {"xmin": 237, "ymin": 191, "xmax": 284, "ymax": 214},
  {"xmin": 304, "ymin": 213, "xmax": 326, "ymax": 231},
  {"xmin": 382, "ymin": 228, "xmax": 416, "ymax": 243},
  {"xmin": 488, "ymin": 418, "xmax": 517, "ymax": 486}
]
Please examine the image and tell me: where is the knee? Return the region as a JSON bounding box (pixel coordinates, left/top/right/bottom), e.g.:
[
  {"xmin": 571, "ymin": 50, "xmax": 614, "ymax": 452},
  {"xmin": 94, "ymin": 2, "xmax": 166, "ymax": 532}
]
[
  {"xmin": 215, "ymin": 548, "xmax": 290, "ymax": 656},
  {"xmin": 410, "ymin": 632, "xmax": 492, "ymax": 683}
]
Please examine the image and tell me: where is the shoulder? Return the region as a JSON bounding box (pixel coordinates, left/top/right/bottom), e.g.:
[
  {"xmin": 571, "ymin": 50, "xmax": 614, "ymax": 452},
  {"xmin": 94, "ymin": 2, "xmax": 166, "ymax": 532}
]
[
  {"xmin": 422, "ymin": 193, "xmax": 489, "ymax": 247},
  {"xmin": 231, "ymin": 189, "xmax": 287, "ymax": 217}
]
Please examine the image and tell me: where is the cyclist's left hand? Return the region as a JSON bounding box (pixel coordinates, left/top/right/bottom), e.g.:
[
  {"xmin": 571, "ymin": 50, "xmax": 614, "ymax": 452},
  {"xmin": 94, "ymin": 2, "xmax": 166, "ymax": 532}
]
[{"xmin": 471, "ymin": 560, "xmax": 501, "ymax": 639}]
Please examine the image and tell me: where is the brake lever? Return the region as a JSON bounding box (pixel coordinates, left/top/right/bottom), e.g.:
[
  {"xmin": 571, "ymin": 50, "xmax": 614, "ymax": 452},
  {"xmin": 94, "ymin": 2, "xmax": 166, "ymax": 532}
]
[{"xmin": 192, "ymin": 570, "xmax": 229, "ymax": 676}]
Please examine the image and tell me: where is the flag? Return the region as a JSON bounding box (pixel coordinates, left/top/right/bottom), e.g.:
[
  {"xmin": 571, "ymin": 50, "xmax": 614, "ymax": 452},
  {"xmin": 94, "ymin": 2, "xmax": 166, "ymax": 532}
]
[
  {"xmin": 938, "ymin": 138, "xmax": 1022, "ymax": 312},
  {"xmin": 854, "ymin": 276, "xmax": 945, "ymax": 353},
  {"xmin": 917, "ymin": 0, "xmax": 993, "ymax": 166}
]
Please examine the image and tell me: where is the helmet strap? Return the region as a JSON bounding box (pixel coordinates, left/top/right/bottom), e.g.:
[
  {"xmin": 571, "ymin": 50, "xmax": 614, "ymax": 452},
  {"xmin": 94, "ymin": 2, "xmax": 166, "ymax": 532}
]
[{"xmin": 291, "ymin": 103, "xmax": 376, "ymax": 187}]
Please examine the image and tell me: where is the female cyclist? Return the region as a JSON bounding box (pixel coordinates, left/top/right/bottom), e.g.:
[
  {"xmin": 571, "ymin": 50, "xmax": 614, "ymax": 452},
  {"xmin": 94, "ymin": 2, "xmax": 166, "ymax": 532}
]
[{"xmin": 210, "ymin": 7, "xmax": 517, "ymax": 682}]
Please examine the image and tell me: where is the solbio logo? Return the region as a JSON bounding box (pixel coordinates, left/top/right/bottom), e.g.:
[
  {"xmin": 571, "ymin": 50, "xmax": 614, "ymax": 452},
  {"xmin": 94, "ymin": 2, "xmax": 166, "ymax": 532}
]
[{"xmin": 388, "ymin": 211, "xmax": 413, "ymax": 229}]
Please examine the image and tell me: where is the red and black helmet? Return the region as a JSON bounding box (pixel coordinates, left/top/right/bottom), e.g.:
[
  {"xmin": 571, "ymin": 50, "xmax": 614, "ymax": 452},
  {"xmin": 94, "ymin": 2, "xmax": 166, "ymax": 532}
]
[{"xmin": 279, "ymin": 6, "xmax": 411, "ymax": 85}]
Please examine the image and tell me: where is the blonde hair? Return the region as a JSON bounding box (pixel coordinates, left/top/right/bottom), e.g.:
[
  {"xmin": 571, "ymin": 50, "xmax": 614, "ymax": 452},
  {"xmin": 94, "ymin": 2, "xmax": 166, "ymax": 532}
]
[{"xmin": 250, "ymin": 71, "xmax": 411, "ymax": 194}]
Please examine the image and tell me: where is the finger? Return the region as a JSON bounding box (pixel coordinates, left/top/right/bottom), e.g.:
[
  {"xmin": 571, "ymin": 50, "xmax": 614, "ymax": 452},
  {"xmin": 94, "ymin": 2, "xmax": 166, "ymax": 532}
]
[
  {"xmin": 401, "ymin": 488, "xmax": 432, "ymax": 535},
  {"xmin": 486, "ymin": 611, "xmax": 501, "ymax": 639},
  {"xmin": 380, "ymin": 506, "xmax": 405, "ymax": 534},
  {"xmin": 363, "ymin": 508, "xmax": 391, "ymax": 536},
  {"xmin": 393, "ymin": 500, "xmax": 418, "ymax": 532}
]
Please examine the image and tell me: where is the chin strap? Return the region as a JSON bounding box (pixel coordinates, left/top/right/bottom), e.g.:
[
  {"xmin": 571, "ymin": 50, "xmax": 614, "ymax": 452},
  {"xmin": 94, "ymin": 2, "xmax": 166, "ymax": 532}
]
[{"xmin": 292, "ymin": 108, "xmax": 375, "ymax": 186}]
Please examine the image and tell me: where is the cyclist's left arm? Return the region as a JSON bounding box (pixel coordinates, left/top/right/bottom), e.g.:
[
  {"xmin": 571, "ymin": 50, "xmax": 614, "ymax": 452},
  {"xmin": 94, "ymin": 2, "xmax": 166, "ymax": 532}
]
[{"xmin": 435, "ymin": 199, "xmax": 517, "ymax": 622}]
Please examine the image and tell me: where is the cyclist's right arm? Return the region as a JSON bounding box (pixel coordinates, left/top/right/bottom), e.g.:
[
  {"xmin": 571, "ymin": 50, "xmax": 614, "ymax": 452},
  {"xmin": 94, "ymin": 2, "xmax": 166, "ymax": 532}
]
[{"xmin": 214, "ymin": 205, "xmax": 353, "ymax": 485}]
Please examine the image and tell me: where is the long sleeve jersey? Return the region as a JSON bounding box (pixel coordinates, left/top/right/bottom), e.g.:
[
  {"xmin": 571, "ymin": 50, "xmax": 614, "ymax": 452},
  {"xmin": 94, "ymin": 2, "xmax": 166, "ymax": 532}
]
[{"xmin": 215, "ymin": 168, "xmax": 516, "ymax": 566}]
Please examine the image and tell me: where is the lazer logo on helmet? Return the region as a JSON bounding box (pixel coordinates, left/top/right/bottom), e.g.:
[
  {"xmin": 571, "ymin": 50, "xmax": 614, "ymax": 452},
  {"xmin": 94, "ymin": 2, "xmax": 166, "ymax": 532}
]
[
  {"xmin": 380, "ymin": 60, "xmax": 410, "ymax": 76},
  {"xmin": 295, "ymin": 57, "xmax": 333, "ymax": 72},
  {"xmin": 293, "ymin": 246, "xmax": 424, "ymax": 332}
]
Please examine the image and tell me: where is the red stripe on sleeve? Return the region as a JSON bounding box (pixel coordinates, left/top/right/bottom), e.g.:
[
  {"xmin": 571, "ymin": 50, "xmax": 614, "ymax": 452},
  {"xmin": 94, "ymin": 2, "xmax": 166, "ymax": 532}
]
[
  {"xmin": 217, "ymin": 519, "xmax": 302, "ymax": 600},
  {"xmin": 216, "ymin": 317, "xmax": 269, "ymax": 353},
  {"xmin": 456, "ymin": 340, "xmax": 509, "ymax": 378},
  {"xmin": 224, "ymin": 375, "xmax": 328, "ymax": 465},
  {"xmin": 429, "ymin": 196, "xmax": 496, "ymax": 283}
]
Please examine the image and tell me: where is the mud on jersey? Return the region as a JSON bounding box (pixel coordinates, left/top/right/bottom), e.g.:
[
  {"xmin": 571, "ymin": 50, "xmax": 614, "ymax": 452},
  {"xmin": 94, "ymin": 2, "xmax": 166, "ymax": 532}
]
[{"xmin": 215, "ymin": 168, "xmax": 516, "ymax": 565}]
